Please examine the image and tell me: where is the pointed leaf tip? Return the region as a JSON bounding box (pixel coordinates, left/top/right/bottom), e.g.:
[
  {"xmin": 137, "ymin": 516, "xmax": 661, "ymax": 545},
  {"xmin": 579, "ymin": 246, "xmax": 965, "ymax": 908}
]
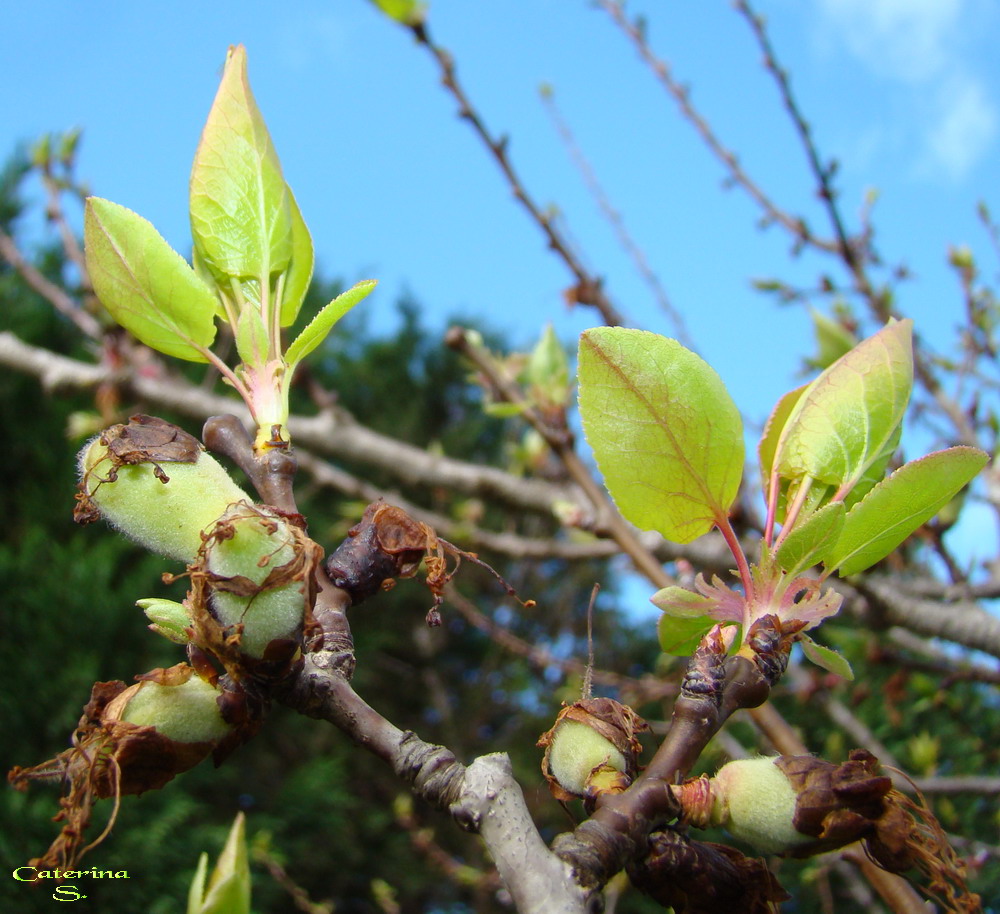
[
  {"xmin": 774, "ymin": 319, "xmax": 913, "ymax": 491},
  {"xmin": 824, "ymin": 446, "xmax": 988, "ymax": 576},
  {"xmin": 84, "ymin": 197, "xmax": 217, "ymax": 361},
  {"xmin": 285, "ymin": 280, "xmax": 377, "ymax": 367},
  {"xmin": 190, "ymin": 44, "xmax": 292, "ymax": 285}
]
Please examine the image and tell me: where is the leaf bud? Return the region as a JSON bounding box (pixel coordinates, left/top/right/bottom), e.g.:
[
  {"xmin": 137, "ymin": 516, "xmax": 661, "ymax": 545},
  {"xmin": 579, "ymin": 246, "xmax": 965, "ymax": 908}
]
[{"xmin": 137, "ymin": 597, "xmax": 192, "ymax": 644}]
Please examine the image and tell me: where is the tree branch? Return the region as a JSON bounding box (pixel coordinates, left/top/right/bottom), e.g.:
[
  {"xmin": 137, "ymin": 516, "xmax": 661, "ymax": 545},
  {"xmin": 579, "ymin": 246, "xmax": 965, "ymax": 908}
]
[
  {"xmin": 403, "ymin": 20, "xmax": 625, "ymax": 326},
  {"xmin": 279, "ymin": 586, "xmax": 588, "ymax": 913}
]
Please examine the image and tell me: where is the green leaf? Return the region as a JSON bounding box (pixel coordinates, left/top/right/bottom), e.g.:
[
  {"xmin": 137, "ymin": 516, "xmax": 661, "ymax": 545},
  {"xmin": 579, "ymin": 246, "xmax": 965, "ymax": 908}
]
[
  {"xmin": 369, "ymin": 0, "xmax": 427, "ymax": 25},
  {"xmin": 658, "ymin": 613, "xmax": 720, "ymax": 656},
  {"xmin": 235, "ymin": 303, "xmax": 270, "ymax": 367},
  {"xmin": 84, "ymin": 197, "xmax": 217, "ymax": 362},
  {"xmin": 526, "ymin": 323, "xmax": 570, "ymax": 408},
  {"xmin": 759, "ymin": 385, "xmax": 808, "ymax": 487},
  {"xmin": 578, "ymin": 328, "xmax": 744, "ymax": 544},
  {"xmin": 190, "ymin": 45, "xmax": 292, "ymax": 285},
  {"xmin": 774, "ymin": 319, "xmax": 913, "ymax": 491},
  {"xmin": 285, "ymin": 280, "xmax": 377, "ymax": 367},
  {"xmin": 775, "ymin": 501, "xmax": 845, "ymax": 576},
  {"xmin": 823, "ymin": 446, "xmax": 988, "ymax": 576},
  {"xmin": 195, "ymin": 812, "xmax": 251, "ymax": 914},
  {"xmin": 186, "ymin": 853, "xmax": 209, "ymax": 914},
  {"xmin": 799, "ymin": 636, "xmax": 854, "ymax": 680},
  {"xmin": 278, "ymin": 187, "xmax": 314, "ymax": 327},
  {"xmin": 808, "ymin": 307, "xmax": 857, "ymax": 370},
  {"xmin": 842, "ymin": 420, "xmax": 902, "ymax": 511},
  {"xmin": 650, "ymin": 585, "xmax": 713, "ymax": 618}
]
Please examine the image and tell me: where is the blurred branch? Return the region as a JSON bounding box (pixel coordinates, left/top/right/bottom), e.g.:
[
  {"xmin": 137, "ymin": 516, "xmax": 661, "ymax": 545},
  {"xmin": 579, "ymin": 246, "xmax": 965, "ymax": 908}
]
[
  {"xmin": 446, "ymin": 586, "xmax": 677, "ymax": 703},
  {"xmin": 400, "ymin": 19, "xmax": 626, "ymax": 325},
  {"xmin": 538, "ymin": 85, "xmax": 691, "ymax": 346},
  {"xmin": 37, "ymin": 160, "xmax": 88, "ymax": 279},
  {"xmin": 0, "ymin": 228, "xmax": 101, "ymax": 339},
  {"xmin": 446, "ymin": 325, "xmax": 673, "ymax": 585},
  {"xmin": 5, "ymin": 327, "xmax": 1000, "ymax": 664},
  {"xmin": 0, "ymin": 330, "xmax": 577, "ymax": 517},
  {"xmin": 596, "ymin": 0, "xmax": 834, "ymax": 254},
  {"xmin": 852, "ymin": 575, "xmax": 1000, "ymax": 660},
  {"xmin": 732, "ymin": 0, "xmax": 867, "ymax": 278}
]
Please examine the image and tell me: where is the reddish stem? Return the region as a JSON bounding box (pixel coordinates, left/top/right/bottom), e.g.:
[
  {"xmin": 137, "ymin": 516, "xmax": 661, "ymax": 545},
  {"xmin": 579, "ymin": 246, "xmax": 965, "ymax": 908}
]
[{"xmin": 716, "ymin": 514, "xmax": 753, "ymax": 598}]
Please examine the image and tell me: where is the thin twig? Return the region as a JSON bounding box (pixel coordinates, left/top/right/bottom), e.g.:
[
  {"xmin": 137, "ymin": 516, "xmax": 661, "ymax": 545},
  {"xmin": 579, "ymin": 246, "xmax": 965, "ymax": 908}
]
[
  {"xmin": 405, "ymin": 20, "xmax": 626, "ymax": 326},
  {"xmin": 539, "ymin": 85, "xmax": 691, "ymax": 344},
  {"xmin": 447, "ymin": 586, "xmax": 676, "ymax": 703},
  {"xmin": 0, "ymin": 228, "xmax": 101, "ymax": 339},
  {"xmin": 732, "ymin": 0, "xmax": 864, "ymax": 275},
  {"xmin": 446, "ymin": 325, "xmax": 673, "ymax": 585},
  {"xmin": 596, "ymin": 0, "xmax": 836, "ymax": 254}
]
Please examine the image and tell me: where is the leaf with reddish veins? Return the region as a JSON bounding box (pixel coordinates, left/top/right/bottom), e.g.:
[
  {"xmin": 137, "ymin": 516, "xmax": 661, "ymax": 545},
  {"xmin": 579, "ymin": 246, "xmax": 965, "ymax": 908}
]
[
  {"xmin": 774, "ymin": 319, "xmax": 913, "ymax": 492},
  {"xmin": 578, "ymin": 328, "xmax": 744, "ymax": 544}
]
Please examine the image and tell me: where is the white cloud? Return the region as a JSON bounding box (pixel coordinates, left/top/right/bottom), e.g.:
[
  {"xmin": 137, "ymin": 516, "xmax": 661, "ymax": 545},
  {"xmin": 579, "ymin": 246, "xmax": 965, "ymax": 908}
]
[
  {"xmin": 923, "ymin": 75, "xmax": 998, "ymax": 181},
  {"xmin": 817, "ymin": 0, "xmax": 961, "ymax": 82},
  {"xmin": 814, "ymin": 0, "xmax": 998, "ymax": 180}
]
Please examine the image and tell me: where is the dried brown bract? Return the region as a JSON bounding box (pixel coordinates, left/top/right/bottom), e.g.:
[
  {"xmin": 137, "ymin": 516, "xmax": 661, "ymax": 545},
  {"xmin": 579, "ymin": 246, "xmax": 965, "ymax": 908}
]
[
  {"xmin": 326, "ymin": 500, "xmax": 533, "ymax": 626},
  {"xmin": 627, "ymin": 828, "xmax": 788, "ymax": 914},
  {"xmin": 8, "ymin": 665, "xmax": 240, "ymax": 874},
  {"xmin": 73, "ymin": 414, "xmax": 201, "ymax": 523}
]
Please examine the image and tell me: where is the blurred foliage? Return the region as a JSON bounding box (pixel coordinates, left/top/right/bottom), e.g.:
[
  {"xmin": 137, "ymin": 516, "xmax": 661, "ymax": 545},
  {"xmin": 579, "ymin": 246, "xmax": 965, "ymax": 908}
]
[{"xmin": 1, "ymin": 143, "xmax": 998, "ymax": 914}]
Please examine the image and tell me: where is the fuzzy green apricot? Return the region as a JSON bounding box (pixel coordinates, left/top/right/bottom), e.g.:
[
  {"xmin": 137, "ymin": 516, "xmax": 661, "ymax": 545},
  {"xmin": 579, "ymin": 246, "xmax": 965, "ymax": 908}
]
[
  {"xmin": 545, "ymin": 719, "xmax": 628, "ymax": 797},
  {"xmin": 711, "ymin": 757, "xmax": 806, "ymax": 854},
  {"xmin": 120, "ymin": 676, "xmax": 232, "ymax": 744},
  {"xmin": 206, "ymin": 504, "xmax": 306, "ymax": 659},
  {"xmin": 79, "ymin": 436, "xmax": 249, "ymax": 563}
]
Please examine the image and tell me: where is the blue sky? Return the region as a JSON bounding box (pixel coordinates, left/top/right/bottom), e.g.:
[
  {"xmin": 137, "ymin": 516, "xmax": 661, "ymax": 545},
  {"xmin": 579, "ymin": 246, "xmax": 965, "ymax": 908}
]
[{"xmin": 3, "ymin": 0, "xmax": 1000, "ymax": 569}]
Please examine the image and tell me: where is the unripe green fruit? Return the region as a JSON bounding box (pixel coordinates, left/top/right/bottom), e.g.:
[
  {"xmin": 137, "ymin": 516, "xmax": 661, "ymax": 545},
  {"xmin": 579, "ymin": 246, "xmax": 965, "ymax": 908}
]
[
  {"xmin": 711, "ymin": 757, "xmax": 805, "ymax": 854},
  {"xmin": 79, "ymin": 435, "xmax": 249, "ymax": 562},
  {"xmin": 206, "ymin": 504, "xmax": 306, "ymax": 658},
  {"xmin": 119, "ymin": 676, "xmax": 232, "ymax": 744},
  {"xmin": 546, "ymin": 720, "xmax": 628, "ymax": 797}
]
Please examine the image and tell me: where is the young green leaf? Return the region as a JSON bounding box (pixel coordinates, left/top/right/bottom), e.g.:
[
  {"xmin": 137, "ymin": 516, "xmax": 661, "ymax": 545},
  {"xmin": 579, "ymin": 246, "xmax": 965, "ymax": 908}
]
[
  {"xmin": 186, "ymin": 853, "xmax": 209, "ymax": 914},
  {"xmin": 526, "ymin": 322, "xmax": 570, "ymax": 408},
  {"xmin": 650, "ymin": 584, "xmax": 714, "ymax": 617},
  {"xmin": 578, "ymin": 328, "xmax": 744, "ymax": 544},
  {"xmin": 188, "ymin": 812, "xmax": 251, "ymax": 914},
  {"xmin": 278, "ymin": 187, "xmax": 314, "ymax": 328},
  {"xmin": 774, "ymin": 319, "xmax": 913, "ymax": 492},
  {"xmin": 775, "ymin": 501, "xmax": 845, "ymax": 576},
  {"xmin": 369, "ymin": 0, "xmax": 426, "ymax": 26},
  {"xmin": 808, "ymin": 307, "xmax": 857, "ymax": 370},
  {"xmin": 799, "ymin": 636, "xmax": 854, "ymax": 680},
  {"xmin": 235, "ymin": 303, "xmax": 270, "ymax": 368},
  {"xmin": 842, "ymin": 421, "xmax": 902, "ymax": 511},
  {"xmin": 658, "ymin": 613, "xmax": 721, "ymax": 656},
  {"xmin": 284, "ymin": 280, "xmax": 377, "ymax": 367},
  {"xmin": 84, "ymin": 197, "xmax": 217, "ymax": 362},
  {"xmin": 823, "ymin": 446, "xmax": 988, "ymax": 576},
  {"xmin": 759, "ymin": 384, "xmax": 808, "ymax": 488},
  {"xmin": 190, "ymin": 45, "xmax": 292, "ymax": 285}
]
